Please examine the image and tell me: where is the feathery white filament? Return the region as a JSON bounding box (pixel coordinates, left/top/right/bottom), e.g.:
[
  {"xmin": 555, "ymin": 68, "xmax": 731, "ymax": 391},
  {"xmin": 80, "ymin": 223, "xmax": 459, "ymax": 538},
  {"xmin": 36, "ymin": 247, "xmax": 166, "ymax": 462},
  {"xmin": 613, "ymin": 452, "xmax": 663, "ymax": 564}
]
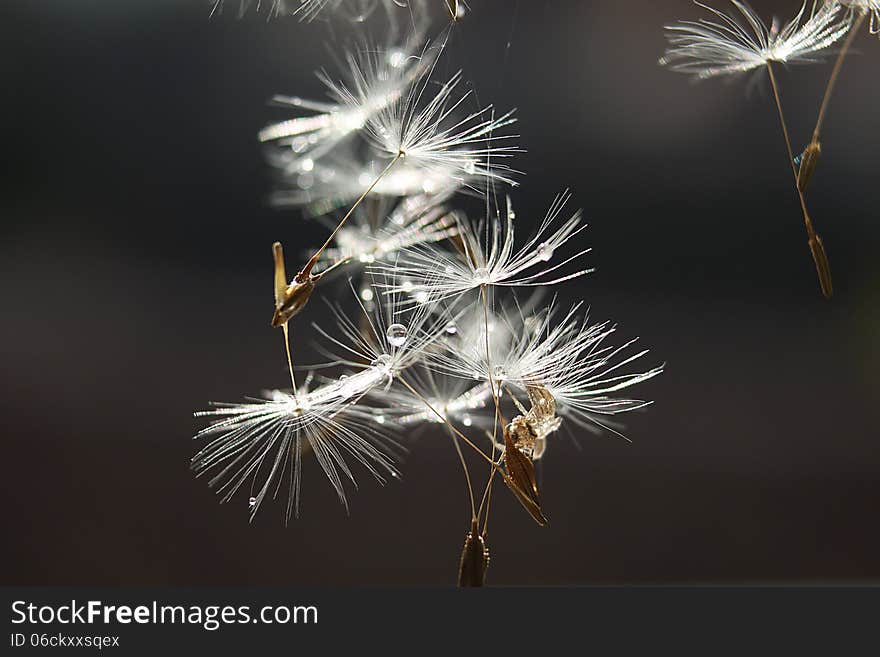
[
  {"xmin": 660, "ymin": 1, "xmax": 852, "ymax": 79},
  {"xmin": 377, "ymin": 192, "xmax": 592, "ymax": 304}
]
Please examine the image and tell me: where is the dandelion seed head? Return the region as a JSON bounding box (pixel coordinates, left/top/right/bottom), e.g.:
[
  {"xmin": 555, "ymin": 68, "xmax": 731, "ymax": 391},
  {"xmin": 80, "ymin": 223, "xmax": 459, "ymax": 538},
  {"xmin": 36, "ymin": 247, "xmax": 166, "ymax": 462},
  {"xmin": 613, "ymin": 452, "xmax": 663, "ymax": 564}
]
[
  {"xmin": 192, "ymin": 382, "xmax": 399, "ymax": 521},
  {"xmin": 377, "ymin": 191, "xmax": 593, "ymax": 304},
  {"xmin": 660, "ymin": 1, "xmax": 851, "ymax": 79},
  {"xmin": 365, "ymin": 59, "xmax": 521, "ymax": 189},
  {"xmin": 428, "ymin": 301, "xmax": 663, "ymax": 438},
  {"xmin": 260, "ymin": 40, "xmax": 429, "ymax": 169}
]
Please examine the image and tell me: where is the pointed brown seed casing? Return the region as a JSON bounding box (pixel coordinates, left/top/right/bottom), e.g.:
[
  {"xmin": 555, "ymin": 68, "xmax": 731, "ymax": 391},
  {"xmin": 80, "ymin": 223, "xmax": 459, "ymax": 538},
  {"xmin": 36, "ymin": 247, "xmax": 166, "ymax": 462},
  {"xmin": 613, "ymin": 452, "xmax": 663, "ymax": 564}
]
[
  {"xmin": 502, "ymin": 426, "xmax": 548, "ymax": 526},
  {"xmin": 797, "ymin": 141, "xmax": 821, "ymax": 193},
  {"xmin": 808, "ymin": 233, "xmax": 833, "ymax": 300},
  {"xmin": 271, "ymin": 242, "xmax": 316, "ymax": 327},
  {"xmin": 271, "ymin": 277, "xmax": 316, "ymax": 327},
  {"xmin": 525, "ymin": 384, "xmax": 557, "ymax": 419},
  {"xmin": 458, "ymin": 520, "xmax": 490, "ymax": 587}
]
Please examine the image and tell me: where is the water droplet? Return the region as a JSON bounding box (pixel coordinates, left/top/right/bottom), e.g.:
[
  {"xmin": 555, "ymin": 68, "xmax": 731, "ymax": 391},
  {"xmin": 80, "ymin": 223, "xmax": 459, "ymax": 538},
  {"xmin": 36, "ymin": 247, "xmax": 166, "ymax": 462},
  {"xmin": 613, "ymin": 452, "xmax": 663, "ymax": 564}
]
[
  {"xmin": 360, "ymin": 287, "xmax": 374, "ymax": 302},
  {"xmin": 473, "ymin": 267, "xmax": 490, "ymax": 283},
  {"xmin": 444, "ymin": 322, "xmax": 458, "ymax": 336},
  {"xmin": 537, "ymin": 242, "xmax": 554, "ymax": 262},
  {"xmin": 371, "ymin": 354, "xmax": 393, "ymax": 371},
  {"xmin": 415, "ymin": 290, "xmax": 429, "ymax": 304},
  {"xmin": 374, "ymin": 413, "xmax": 386, "ymax": 425},
  {"xmin": 248, "ymin": 497, "xmax": 257, "ymax": 509},
  {"xmin": 463, "ymin": 160, "xmax": 476, "ymax": 175},
  {"xmin": 386, "ymin": 324, "xmax": 408, "ymax": 347},
  {"xmin": 300, "ymin": 158, "xmax": 314, "ymax": 173},
  {"xmin": 462, "ymin": 414, "xmax": 473, "ymax": 427},
  {"xmin": 388, "ymin": 49, "xmax": 405, "ymax": 68}
]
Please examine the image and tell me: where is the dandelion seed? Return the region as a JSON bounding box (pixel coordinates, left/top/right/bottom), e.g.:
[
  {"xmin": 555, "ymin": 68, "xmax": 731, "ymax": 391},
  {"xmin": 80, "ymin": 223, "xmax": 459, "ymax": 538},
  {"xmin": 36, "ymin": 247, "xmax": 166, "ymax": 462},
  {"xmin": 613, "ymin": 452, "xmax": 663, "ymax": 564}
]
[
  {"xmin": 660, "ymin": 1, "xmax": 851, "ymax": 79},
  {"xmin": 192, "ymin": 385, "xmax": 400, "ymax": 521},
  {"xmin": 505, "ymin": 384, "xmax": 562, "ymax": 460},
  {"xmin": 312, "ymin": 277, "xmax": 444, "ymax": 381},
  {"xmin": 501, "ymin": 422, "xmax": 547, "ymax": 526},
  {"xmin": 430, "ymin": 301, "xmax": 663, "ymax": 439},
  {"xmin": 260, "ymin": 41, "xmax": 429, "ymax": 168},
  {"xmin": 378, "ymin": 192, "xmax": 591, "ymax": 304},
  {"xmin": 458, "ymin": 519, "xmax": 490, "ymax": 587},
  {"xmin": 364, "ymin": 60, "xmax": 520, "ymax": 190}
]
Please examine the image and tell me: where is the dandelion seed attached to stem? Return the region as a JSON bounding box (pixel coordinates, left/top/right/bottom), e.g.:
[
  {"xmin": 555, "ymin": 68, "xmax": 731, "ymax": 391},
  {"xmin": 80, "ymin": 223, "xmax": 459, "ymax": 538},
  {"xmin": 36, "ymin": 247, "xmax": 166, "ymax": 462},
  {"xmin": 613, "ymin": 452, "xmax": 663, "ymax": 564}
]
[
  {"xmin": 300, "ymin": 152, "xmax": 405, "ymax": 277},
  {"xmin": 458, "ymin": 518, "xmax": 490, "ymax": 587},
  {"xmin": 660, "ymin": 0, "xmax": 848, "ymax": 299},
  {"xmin": 766, "ymin": 63, "xmax": 833, "ymax": 299},
  {"xmin": 812, "ymin": 11, "xmax": 864, "ymax": 144},
  {"xmin": 798, "ymin": 10, "xmax": 868, "ymax": 192}
]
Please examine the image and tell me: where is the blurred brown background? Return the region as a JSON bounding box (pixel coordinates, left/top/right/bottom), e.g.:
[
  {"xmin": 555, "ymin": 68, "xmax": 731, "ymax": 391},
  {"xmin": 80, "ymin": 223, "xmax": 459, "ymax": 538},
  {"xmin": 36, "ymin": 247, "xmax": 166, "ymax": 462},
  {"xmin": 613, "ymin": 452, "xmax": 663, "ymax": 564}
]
[{"xmin": 1, "ymin": 0, "xmax": 878, "ymax": 585}]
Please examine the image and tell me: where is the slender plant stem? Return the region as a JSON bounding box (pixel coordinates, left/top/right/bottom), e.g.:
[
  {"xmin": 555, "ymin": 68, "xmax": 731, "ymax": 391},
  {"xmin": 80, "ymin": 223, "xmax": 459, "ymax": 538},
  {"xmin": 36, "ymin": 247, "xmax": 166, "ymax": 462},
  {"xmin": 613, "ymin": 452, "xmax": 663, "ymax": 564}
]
[
  {"xmin": 446, "ymin": 425, "xmax": 477, "ymax": 523},
  {"xmin": 314, "ymin": 255, "xmax": 353, "ymax": 279},
  {"xmin": 812, "ymin": 12, "xmax": 865, "ymax": 144},
  {"xmin": 477, "ymin": 283, "xmax": 502, "ymax": 531},
  {"xmin": 397, "ymin": 376, "xmax": 497, "ymax": 469},
  {"xmin": 766, "ymin": 64, "xmax": 814, "ymax": 236},
  {"xmin": 301, "ymin": 153, "xmax": 402, "ymax": 276},
  {"xmin": 767, "ymin": 63, "xmax": 833, "ymax": 298},
  {"xmin": 281, "ymin": 322, "xmax": 298, "ymax": 403}
]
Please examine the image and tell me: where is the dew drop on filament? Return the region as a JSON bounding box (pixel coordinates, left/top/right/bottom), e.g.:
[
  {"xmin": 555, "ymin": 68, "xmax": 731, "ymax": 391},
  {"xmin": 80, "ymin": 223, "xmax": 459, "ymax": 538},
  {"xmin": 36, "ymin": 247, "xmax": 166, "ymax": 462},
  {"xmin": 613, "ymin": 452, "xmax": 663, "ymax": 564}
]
[
  {"xmin": 386, "ymin": 323, "xmax": 408, "ymax": 347},
  {"xmin": 537, "ymin": 242, "xmax": 554, "ymax": 262}
]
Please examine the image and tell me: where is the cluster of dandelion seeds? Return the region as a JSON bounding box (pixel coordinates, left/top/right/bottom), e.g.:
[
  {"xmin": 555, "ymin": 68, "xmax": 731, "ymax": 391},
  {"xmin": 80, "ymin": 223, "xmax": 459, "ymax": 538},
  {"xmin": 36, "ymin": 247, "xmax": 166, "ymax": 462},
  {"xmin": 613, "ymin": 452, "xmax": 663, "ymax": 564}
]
[{"xmin": 195, "ymin": 2, "xmax": 662, "ymax": 585}]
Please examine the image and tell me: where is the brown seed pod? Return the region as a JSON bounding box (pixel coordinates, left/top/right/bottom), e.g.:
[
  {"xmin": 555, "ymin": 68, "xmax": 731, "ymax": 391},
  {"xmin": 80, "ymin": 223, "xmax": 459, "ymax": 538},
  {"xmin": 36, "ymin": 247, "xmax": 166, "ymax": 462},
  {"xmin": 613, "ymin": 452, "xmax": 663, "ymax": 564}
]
[
  {"xmin": 808, "ymin": 233, "xmax": 833, "ymax": 300},
  {"xmin": 271, "ymin": 242, "xmax": 317, "ymax": 328},
  {"xmin": 797, "ymin": 141, "xmax": 821, "ymax": 193},
  {"xmin": 501, "ymin": 424, "xmax": 548, "ymax": 526},
  {"xmin": 458, "ymin": 519, "xmax": 490, "ymax": 587}
]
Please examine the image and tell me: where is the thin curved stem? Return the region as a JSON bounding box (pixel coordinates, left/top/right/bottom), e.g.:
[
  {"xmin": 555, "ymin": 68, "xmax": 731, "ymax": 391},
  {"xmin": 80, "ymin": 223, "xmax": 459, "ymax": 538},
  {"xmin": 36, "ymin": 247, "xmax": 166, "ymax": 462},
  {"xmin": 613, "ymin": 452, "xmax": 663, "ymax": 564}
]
[
  {"xmin": 446, "ymin": 425, "xmax": 477, "ymax": 523},
  {"xmin": 281, "ymin": 323, "xmax": 298, "ymax": 403},
  {"xmin": 767, "ymin": 63, "xmax": 833, "ymax": 299},
  {"xmin": 301, "ymin": 154, "xmax": 402, "ymax": 277},
  {"xmin": 476, "ymin": 284, "xmax": 503, "ymax": 531},
  {"xmin": 812, "ymin": 12, "xmax": 865, "ymax": 144},
  {"xmin": 767, "ymin": 64, "xmax": 814, "ymax": 235},
  {"xmin": 397, "ymin": 376, "xmax": 497, "ymax": 469}
]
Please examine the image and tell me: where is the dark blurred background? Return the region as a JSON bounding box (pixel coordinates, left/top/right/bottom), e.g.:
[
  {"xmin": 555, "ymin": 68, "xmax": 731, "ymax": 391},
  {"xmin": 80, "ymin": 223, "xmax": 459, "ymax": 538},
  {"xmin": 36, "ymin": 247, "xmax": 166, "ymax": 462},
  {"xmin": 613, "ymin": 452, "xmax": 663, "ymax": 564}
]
[{"xmin": 1, "ymin": 0, "xmax": 878, "ymax": 586}]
